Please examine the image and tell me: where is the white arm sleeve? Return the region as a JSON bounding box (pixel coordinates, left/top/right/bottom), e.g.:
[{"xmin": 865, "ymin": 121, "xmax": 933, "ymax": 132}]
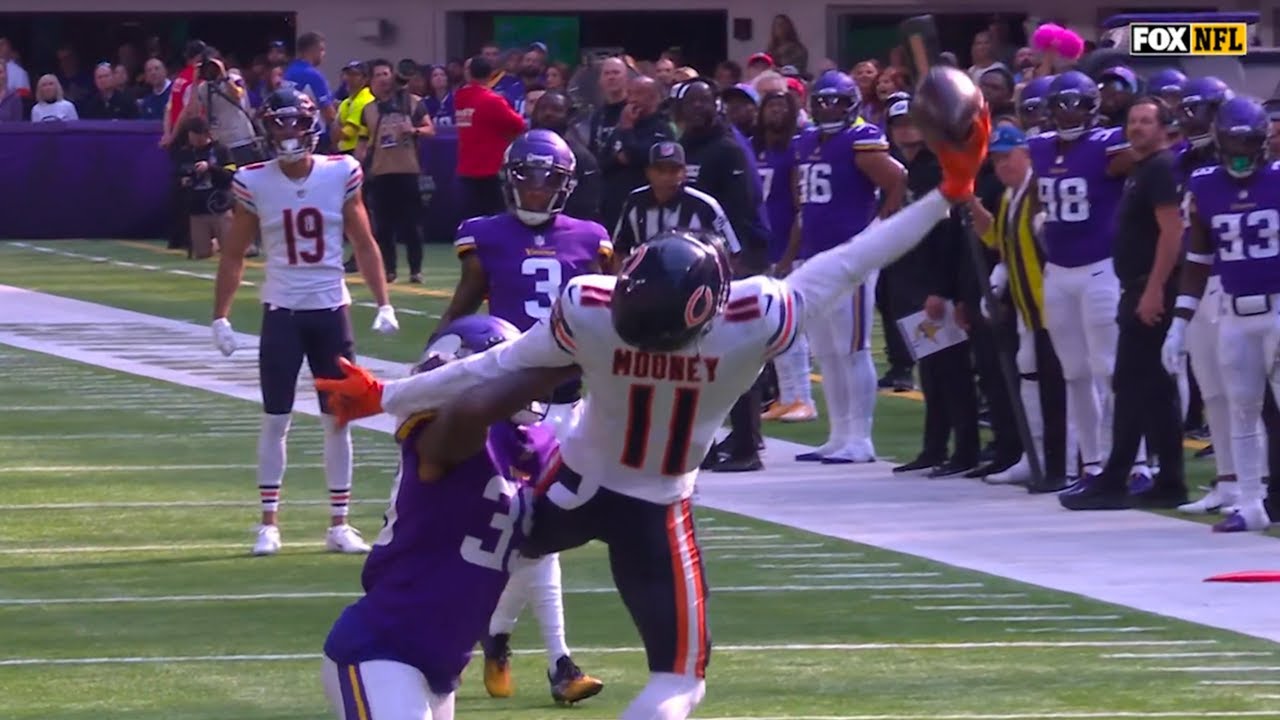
[
  {"xmin": 380, "ymin": 318, "xmax": 576, "ymax": 417},
  {"xmin": 786, "ymin": 189, "xmax": 952, "ymax": 324}
]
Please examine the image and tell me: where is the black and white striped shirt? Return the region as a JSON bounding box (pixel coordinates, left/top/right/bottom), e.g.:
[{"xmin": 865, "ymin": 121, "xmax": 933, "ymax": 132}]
[{"xmin": 611, "ymin": 184, "xmax": 742, "ymax": 258}]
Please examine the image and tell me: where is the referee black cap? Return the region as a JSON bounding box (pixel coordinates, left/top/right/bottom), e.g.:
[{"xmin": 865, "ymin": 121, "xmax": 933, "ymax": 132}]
[{"xmin": 649, "ymin": 141, "xmax": 685, "ymax": 167}]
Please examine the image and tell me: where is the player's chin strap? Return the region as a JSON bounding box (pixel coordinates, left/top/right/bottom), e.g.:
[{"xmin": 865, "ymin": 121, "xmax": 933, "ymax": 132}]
[{"xmin": 786, "ymin": 191, "xmax": 952, "ymax": 319}]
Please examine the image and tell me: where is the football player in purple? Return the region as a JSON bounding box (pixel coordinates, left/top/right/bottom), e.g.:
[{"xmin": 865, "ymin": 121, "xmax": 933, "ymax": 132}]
[
  {"xmin": 321, "ymin": 315, "xmax": 575, "ymax": 720},
  {"xmin": 1163, "ymin": 97, "xmax": 1277, "ymax": 533},
  {"xmin": 1016, "ymin": 75, "xmax": 1054, "ymax": 137},
  {"xmin": 434, "ymin": 128, "xmax": 607, "ymax": 705}
]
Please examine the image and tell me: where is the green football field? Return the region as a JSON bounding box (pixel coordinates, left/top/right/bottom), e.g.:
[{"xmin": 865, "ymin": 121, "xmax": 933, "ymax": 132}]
[{"xmin": 1, "ymin": 239, "xmax": 1277, "ymax": 720}]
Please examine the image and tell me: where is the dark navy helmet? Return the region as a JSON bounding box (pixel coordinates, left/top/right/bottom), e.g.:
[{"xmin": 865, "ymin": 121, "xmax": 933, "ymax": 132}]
[
  {"xmin": 1180, "ymin": 76, "xmax": 1235, "ymax": 147},
  {"xmin": 1047, "ymin": 71, "xmax": 1100, "ymax": 141},
  {"xmin": 260, "ymin": 87, "xmax": 320, "ymax": 162},
  {"xmin": 414, "ymin": 315, "xmax": 542, "ymax": 424},
  {"xmin": 501, "ymin": 129, "xmax": 577, "ymax": 227},
  {"xmin": 1018, "ymin": 75, "xmax": 1054, "ymax": 131},
  {"xmin": 611, "ymin": 230, "xmax": 731, "ymax": 353},
  {"xmin": 1214, "ymin": 97, "xmax": 1270, "ymax": 179},
  {"xmin": 810, "ymin": 70, "xmax": 861, "ymax": 133},
  {"xmin": 1148, "ymin": 68, "xmax": 1188, "ymax": 107}
]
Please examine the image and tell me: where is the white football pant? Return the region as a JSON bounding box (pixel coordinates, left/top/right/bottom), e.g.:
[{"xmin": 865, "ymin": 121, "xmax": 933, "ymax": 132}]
[
  {"xmin": 488, "ymin": 552, "xmax": 571, "ymax": 670},
  {"xmin": 1185, "ymin": 275, "xmax": 1236, "ymax": 479},
  {"xmin": 1042, "ymin": 258, "xmax": 1119, "ymax": 468},
  {"xmin": 805, "ymin": 267, "xmax": 878, "ymax": 458},
  {"xmin": 1216, "ymin": 295, "xmax": 1280, "ymax": 507},
  {"xmin": 1015, "ymin": 316, "xmax": 1045, "ymax": 468},
  {"xmin": 773, "ymin": 330, "xmax": 814, "ymax": 407},
  {"xmin": 321, "ymin": 657, "xmax": 455, "ymax": 720}
]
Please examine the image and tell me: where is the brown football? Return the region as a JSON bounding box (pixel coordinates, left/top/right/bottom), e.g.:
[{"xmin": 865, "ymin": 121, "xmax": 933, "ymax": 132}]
[{"xmin": 910, "ymin": 65, "xmax": 984, "ymax": 148}]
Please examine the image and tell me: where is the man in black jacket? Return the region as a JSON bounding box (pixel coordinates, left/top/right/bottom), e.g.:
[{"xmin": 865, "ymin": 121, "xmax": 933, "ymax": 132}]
[
  {"xmin": 675, "ymin": 77, "xmax": 771, "ymax": 472},
  {"xmin": 532, "ymin": 90, "xmax": 602, "ymax": 223},
  {"xmin": 596, "ymin": 74, "xmax": 671, "ymax": 230}
]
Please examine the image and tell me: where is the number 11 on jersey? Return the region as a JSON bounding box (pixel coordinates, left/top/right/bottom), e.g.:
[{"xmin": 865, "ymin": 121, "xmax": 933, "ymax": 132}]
[{"xmin": 622, "ymin": 385, "xmax": 701, "ymax": 476}]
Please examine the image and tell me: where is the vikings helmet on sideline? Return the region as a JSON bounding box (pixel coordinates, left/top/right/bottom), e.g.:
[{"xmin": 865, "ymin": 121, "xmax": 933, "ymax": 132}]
[
  {"xmin": 413, "ymin": 315, "xmax": 544, "ymax": 425},
  {"xmin": 1214, "ymin": 97, "xmax": 1270, "ymax": 178},
  {"xmin": 1147, "ymin": 68, "xmax": 1188, "ymax": 108},
  {"xmin": 611, "ymin": 229, "xmax": 732, "ymax": 353},
  {"xmin": 1180, "ymin": 76, "xmax": 1235, "ymax": 149},
  {"xmin": 500, "ymin": 129, "xmax": 578, "ymax": 227},
  {"xmin": 1018, "ymin": 75, "xmax": 1055, "ymax": 132},
  {"xmin": 809, "ymin": 70, "xmax": 861, "ymax": 134},
  {"xmin": 260, "ymin": 87, "xmax": 321, "ymax": 162},
  {"xmin": 1046, "ymin": 70, "xmax": 1101, "ymax": 141}
]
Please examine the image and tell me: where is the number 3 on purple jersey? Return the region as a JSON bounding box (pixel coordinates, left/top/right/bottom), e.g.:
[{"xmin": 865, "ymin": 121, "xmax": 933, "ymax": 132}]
[
  {"xmin": 460, "ymin": 475, "xmax": 529, "ymax": 572},
  {"xmin": 522, "ymin": 257, "xmax": 564, "ymax": 321}
]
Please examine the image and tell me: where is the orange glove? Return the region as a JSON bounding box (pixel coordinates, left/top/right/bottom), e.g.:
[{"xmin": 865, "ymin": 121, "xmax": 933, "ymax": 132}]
[
  {"xmin": 935, "ymin": 104, "xmax": 992, "ymax": 202},
  {"xmin": 315, "ymin": 357, "xmax": 385, "ymax": 427}
]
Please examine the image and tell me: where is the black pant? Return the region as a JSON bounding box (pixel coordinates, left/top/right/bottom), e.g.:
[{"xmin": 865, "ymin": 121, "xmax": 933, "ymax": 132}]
[
  {"xmin": 371, "ymin": 173, "xmax": 423, "ymax": 277},
  {"xmin": 259, "ymin": 304, "xmax": 355, "ymax": 415},
  {"xmin": 971, "ymin": 310, "xmax": 1023, "ymax": 461},
  {"xmin": 724, "ymin": 263, "xmax": 768, "ymax": 457},
  {"xmin": 1027, "ymin": 327, "xmax": 1069, "ymax": 479},
  {"xmin": 458, "ymin": 175, "xmax": 505, "ymax": 220},
  {"xmin": 917, "ymin": 340, "xmax": 979, "ymax": 464},
  {"xmin": 876, "ymin": 266, "xmax": 917, "ymax": 374},
  {"xmin": 1266, "ymin": 389, "xmax": 1280, "ymax": 501},
  {"xmin": 1100, "ymin": 288, "xmax": 1184, "ymax": 486}
]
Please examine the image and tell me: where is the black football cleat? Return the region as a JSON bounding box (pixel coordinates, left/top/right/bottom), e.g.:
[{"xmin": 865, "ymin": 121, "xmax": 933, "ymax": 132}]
[
  {"xmin": 710, "ymin": 454, "xmax": 763, "ymax": 473},
  {"xmin": 893, "ymin": 455, "xmax": 942, "ymax": 473},
  {"xmin": 549, "ymin": 656, "xmax": 603, "ymax": 706}
]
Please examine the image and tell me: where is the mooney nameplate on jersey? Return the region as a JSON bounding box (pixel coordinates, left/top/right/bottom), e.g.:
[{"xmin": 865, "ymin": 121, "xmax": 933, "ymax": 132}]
[
  {"xmin": 612, "ymin": 349, "xmax": 719, "ymax": 383},
  {"xmin": 1129, "ymin": 23, "xmax": 1247, "ymax": 57}
]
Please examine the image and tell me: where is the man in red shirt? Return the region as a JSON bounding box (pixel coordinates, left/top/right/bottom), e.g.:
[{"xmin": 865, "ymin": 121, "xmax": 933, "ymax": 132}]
[
  {"xmin": 454, "ymin": 55, "xmax": 526, "ymax": 219},
  {"xmin": 161, "ymin": 40, "xmax": 207, "ymax": 149}
]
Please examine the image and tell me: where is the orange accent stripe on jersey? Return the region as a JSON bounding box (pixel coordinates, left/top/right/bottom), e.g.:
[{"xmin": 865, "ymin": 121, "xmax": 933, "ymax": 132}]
[
  {"xmin": 454, "ymin": 245, "xmax": 475, "ymax": 257},
  {"xmin": 551, "ymin": 311, "xmax": 577, "ymax": 353},
  {"xmin": 347, "ymin": 664, "xmax": 371, "ymax": 720},
  {"xmin": 666, "ymin": 499, "xmax": 708, "ymax": 678},
  {"xmin": 534, "ymin": 450, "xmax": 563, "ymax": 497},
  {"xmin": 683, "ymin": 498, "xmax": 709, "ymax": 679},
  {"xmin": 764, "ymin": 289, "xmax": 796, "ymax": 358},
  {"xmin": 666, "ymin": 503, "xmax": 691, "ymax": 676}
]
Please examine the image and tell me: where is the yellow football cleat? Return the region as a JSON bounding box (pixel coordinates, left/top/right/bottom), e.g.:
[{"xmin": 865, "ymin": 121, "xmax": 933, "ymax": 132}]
[
  {"xmin": 482, "ymin": 633, "xmax": 515, "ymax": 698},
  {"xmin": 549, "ymin": 656, "xmax": 604, "ymax": 706},
  {"xmin": 761, "ymin": 400, "xmax": 798, "ymax": 421}
]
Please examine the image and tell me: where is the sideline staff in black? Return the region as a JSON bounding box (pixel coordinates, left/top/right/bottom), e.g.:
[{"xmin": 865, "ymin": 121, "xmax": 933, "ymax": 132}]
[
  {"xmin": 611, "ymin": 141, "xmax": 741, "ymax": 257},
  {"xmin": 1062, "ymin": 97, "xmax": 1188, "ymax": 511}
]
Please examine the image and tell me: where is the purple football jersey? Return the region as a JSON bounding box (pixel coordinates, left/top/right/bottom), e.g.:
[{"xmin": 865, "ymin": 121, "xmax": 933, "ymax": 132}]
[
  {"xmin": 790, "ymin": 122, "xmax": 887, "ymax": 258},
  {"xmin": 323, "ymin": 419, "xmax": 556, "ymax": 693},
  {"xmin": 1173, "ymin": 140, "xmax": 1219, "ymax": 273},
  {"xmin": 757, "ymin": 144, "xmax": 795, "ymax": 263},
  {"xmin": 1190, "ymin": 162, "xmax": 1280, "ymax": 296},
  {"xmin": 455, "ymin": 213, "xmax": 610, "ymax": 331},
  {"xmin": 1029, "ymin": 126, "xmax": 1129, "ymax": 267}
]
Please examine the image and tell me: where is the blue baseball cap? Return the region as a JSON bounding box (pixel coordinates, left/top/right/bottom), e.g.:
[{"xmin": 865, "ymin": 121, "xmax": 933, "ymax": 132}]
[{"xmin": 989, "ymin": 124, "xmax": 1028, "ymax": 153}]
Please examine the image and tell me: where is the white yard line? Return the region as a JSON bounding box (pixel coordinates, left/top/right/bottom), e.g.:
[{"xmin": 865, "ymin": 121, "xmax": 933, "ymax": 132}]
[
  {"xmin": 716, "ymin": 552, "xmax": 864, "ymax": 559},
  {"xmin": 0, "ymin": 500, "xmax": 385, "ymax": 510},
  {"xmin": 1200, "ymin": 680, "xmax": 1280, "ymax": 686},
  {"xmin": 1102, "ymin": 652, "xmax": 1274, "ymax": 659},
  {"xmin": 0, "ymin": 463, "xmax": 392, "ymax": 473},
  {"xmin": 916, "ymin": 604, "xmax": 1071, "ymax": 611},
  {"xmin": 1148, "ymin": 665, "xmax": 1280, "ymax": 672},
  {"xmin": 0, "ymin": 433, "xmax": 241, "ymax": 441},
  {"xmin": 791, "ymin": 572, "xmax": 937, "ymax": 579},
  {"xmin": 959, "ymin": 615, "xmax": 1123, "ymax": 623},
  {"xmin": 1015, "ymin": 627, "xmax": 1164, "ymax": 634},
  {"xmin": 701, "ymin": 543, "xmax": 826, "ymax": 550},
  {"xmin": 758, "ymin": 563, "xmax": 901, "ymax": 569},
  {"xmin": 872, "ymin": 593, "xmax": 1028, "ymax": 600}
]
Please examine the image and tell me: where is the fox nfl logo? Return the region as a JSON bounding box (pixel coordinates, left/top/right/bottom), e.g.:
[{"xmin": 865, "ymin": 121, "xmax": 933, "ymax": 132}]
[{"xmin": 1129, "ymin": 22, "xmax": 1247, "ymax": 56}]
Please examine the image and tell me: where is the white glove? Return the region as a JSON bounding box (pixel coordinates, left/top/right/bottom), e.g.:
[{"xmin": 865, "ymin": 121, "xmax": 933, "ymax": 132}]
[
  {"xmin": 211, "ymin": 317, "xmax": 237, "ymax": 357},
  {"xmin": 1032, "ymin": 210, "xmax": 1046, "ymax": 236},
  {"xmin": 372, "ymin": 305, "xmax": 400, "ymax": 335},
  {"xmin": 982, "ymin": 263, "xmax": 1009, "ymax": 320},
  {"xmin": 1161, "ymin": 316, "xmax": 1188, "ymax": 376}
]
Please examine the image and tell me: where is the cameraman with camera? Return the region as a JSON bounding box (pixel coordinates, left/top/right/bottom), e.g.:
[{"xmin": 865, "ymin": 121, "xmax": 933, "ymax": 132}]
[
  {"xmin": 357, "ymin": 58, "xmax": 435, "ymax": 283},
  {"xmin": 172, "ymin": 116, "xmax": 234, "ymax": 260},
  {"xmin": 179, "ymin": 51, "xmax": 266, "ymax": 166}
]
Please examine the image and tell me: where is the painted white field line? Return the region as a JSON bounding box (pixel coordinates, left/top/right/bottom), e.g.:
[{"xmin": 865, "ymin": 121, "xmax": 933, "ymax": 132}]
[
  {"xmin": 0, "ymin": 639, "xmax": 1225, "ymax": 666},
  {"xmin": 916, "ymin": 604, "xmax": 1071, "ymax": 611},
  {"xmin": 1103, "ymin": 652, "xmax": 1274, "ymax": 659},
  {"xmin": 959, "ymin": 615, "xmax": 1122, "ymax": 623},
  {"xmin": 699, "ymin": 525, "xmax": 753, "ymax": 532},
  {"xmin": 0, "ymin": 463, "xmax": 393, "ymax": 473},
  {"xmin": 0, "ymin": 542, "xmax": 329, "ymax": 555},
  {"xmin": 0, "ymin": 499, "xmax": 386, "ymax": 510},
  {"xmin": 701, "ymin": 543, "xmax": 825, "ymax": 550},
  {"xmin": 1201, "ymin": 680, "xmax": 1280, "ymax": 686},
  {"xmin": 697, "ymin": 534, "xmax": 782, "ymax": 541},
  {"xmin": 717, "ymin": 552, "xmax": 863, "ymax": 559},
  {"xmin": 872, "ymin": 592, "xmax": 1027, "ymax": 600},
  {"xmin": 792, "ymin": 572, "xmax": 938, "ymax": 579},
  {"xmin": 1150, "ymin": 665, "xmax": 1280, "ymax": 672},
  {"xmin": 5, "ymin": 243, "xmax": 437, "ymax": 318},
  {"xmin": 758, "ymin": 563, "xmax": 901, "ymax": 569},
  {"xmin": 1014, "ymin": 627, "xmax": 1163, "ymax": 634},
  {"xmin": 1, "ymin": 432, "xmax": 241, "ymax": 441},
  {"xmin": 679, "ymin": 714, "xmax": 1280, "ymax": 720}
]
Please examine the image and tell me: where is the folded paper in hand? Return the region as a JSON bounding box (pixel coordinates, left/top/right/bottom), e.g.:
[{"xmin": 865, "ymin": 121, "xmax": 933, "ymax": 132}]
[{"xmin": 896, "ymin": 302, "xmax": 968, "ymax": 361}]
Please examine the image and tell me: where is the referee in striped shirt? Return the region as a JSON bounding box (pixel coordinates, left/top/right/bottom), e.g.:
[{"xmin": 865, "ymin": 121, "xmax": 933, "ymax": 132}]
[{"xmin": 611, "ymin": 141, "xmax": 742, "ymax": 258}]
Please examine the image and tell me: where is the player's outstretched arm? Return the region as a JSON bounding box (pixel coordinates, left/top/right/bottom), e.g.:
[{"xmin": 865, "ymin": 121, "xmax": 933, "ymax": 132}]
[
  {"xmin": 434, "ymin": 253, "xmax": 487, "ymax": 332},
  {"xmin": 344, "ymin": 193, "xmax": 392, "ymax": 309},
  {"xmin": 784, "ymin": 107, "xmax": 990, "ymax": 323},
  {"xmin": 415, "ymin": 365, "xmax": 582, "ymax": 475}
]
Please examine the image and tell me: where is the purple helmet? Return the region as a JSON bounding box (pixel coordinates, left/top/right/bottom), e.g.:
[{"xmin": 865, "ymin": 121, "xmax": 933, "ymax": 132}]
[
  {"xmin": 810, "ymin": 70, "xmax": 861, "ymax": 133},
  {"xmin": 1018, "ymin": 75, "xmax": 1054, "ymax": 131},
  {"xmin": 501, "ymin": 129, "xmax": 577, "ymax": 227},
  {"xmin": 1147, "ymin": 68, "xmax": 1188, "ymax": 106},
  {"xmin": 1214, "ymin": 97, "xmax": 1270, "ymax": 178},
  {"xmin": 1180, "ymin": 76, "xmax": 1235, "ymax": 147},
  {"xmin": 1047, "ymin": 71, "xmax": 1100, "ymax": 141},
  {"xmin": 415, "ymin": 315, "xmax": 543, "ymax": 424}
]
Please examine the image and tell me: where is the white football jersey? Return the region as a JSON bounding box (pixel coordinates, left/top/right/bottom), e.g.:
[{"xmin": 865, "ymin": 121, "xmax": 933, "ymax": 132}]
[{"xmin": 232, "ymin": 154, "xmax": 360, "ymax": 310}]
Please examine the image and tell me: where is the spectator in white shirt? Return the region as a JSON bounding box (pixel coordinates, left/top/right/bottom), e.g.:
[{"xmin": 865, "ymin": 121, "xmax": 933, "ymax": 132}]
[
  {"xmin": 31, "ymin": 74, "xmax": 79, "ymax": 122},
  {"xmin": 0, "ymin": 36, "xmax": 30, "ymax": 92},
  {"xmin": 967, "ymin": 31, "xmax": 1008, "ymax": 84}
]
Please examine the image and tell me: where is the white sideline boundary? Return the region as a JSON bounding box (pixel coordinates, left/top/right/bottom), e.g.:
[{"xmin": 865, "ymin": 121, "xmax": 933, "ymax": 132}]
[{"xmin": 3, "ymin": 285, "xmax": 1280, "ymax": 645}]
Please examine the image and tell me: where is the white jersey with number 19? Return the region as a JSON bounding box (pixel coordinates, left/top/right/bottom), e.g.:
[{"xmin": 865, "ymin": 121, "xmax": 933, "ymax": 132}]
[{"xmin": 232, "ymin": 154, "xmax": 361, "ymax": 311}]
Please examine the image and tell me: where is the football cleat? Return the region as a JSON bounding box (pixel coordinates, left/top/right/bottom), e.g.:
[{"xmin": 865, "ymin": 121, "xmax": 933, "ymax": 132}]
[
  {"xmin": 780, "ymin": 401, "xmax": 818, "ymax": 423},
  {"xmin": 821, "ymin": 438, "xmax": 877, "ymax": 464},
  {"xmin": 549, "ymin": 655, "xmax": 604, "ymax": 706},
  {"xmin": 983, "ymin": 454, "xmax": 1031, "ymax": 485},
  {"xmin": 1213, "ymin": 500, "xmax": 1271, "ymax": 533},
  {"xmin": 482, "ymin": 633, "xmax": 515, "ymax": 698},
  {"xmin": 325, "ymin": 524, "xmax": 371, "ymax": 554},
  {"xmin": 1179, "ymin": 482, "xmax": 1238, "ymax": 515},
  {"xmin": 252, "ymin": 524, "xmax": 281, "ymax": 556},
  {"xmin": 760, "ymin": 401, "xmax": 793, "ymax": 421}
]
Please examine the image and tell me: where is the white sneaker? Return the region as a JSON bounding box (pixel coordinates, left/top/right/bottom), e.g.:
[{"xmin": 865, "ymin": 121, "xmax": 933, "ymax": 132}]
[
  {"xmin": 252, "ymin": 524, "xmax": 281, "ymax": 556},
  {"xmin": 984, "ymin": 454, "xmax": 1031, "ymax": 485},
  {"xmin": 821, "ymin": 438, "xmax": 876, "ymax": 464},
  {"xmin": 1213, "ymin": 499, "xmax": 1271, "ymax": 533},
  {"xmin": 326, "ymin": 524, "xmax": 371, "ymax": 554},
  {"xmin": 1179, "ymin": 482, "xmax": 1239, "ymax": 515}
]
